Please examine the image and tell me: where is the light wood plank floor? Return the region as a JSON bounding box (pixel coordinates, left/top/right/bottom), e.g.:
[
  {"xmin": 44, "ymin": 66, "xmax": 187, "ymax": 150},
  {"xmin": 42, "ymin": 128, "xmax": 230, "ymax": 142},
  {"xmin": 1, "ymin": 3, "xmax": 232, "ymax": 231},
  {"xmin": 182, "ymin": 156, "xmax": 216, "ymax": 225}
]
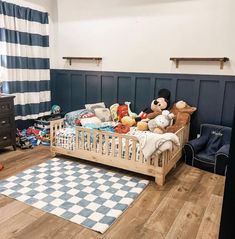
[{"xmin": 0, "ymin": 146, "xmax": 225, "ymax": 239}]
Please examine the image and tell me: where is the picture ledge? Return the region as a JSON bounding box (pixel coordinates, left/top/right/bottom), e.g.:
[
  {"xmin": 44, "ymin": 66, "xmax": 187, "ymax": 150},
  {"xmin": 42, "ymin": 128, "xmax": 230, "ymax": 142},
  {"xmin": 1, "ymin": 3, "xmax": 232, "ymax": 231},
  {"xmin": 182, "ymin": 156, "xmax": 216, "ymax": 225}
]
[
  {"xmin": 62, "ymin": 57, "xmax": 102, "ymax": 66},
  {"xmin": 170, "ymin": 57, "xmax": 229, "ymax": 69}
]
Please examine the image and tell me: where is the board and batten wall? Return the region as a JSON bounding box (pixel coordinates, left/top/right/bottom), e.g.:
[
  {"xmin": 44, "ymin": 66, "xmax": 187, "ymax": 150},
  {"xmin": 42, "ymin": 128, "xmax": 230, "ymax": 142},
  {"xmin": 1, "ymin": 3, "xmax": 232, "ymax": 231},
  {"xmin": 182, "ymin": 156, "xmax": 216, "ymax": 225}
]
[
  {"xmin": 52, "ymin": 0, "xmax": 235, "ymax": 75},
  {"xmin": 51, "ymin": 70, "xmax": 235, "ymax": 137}
]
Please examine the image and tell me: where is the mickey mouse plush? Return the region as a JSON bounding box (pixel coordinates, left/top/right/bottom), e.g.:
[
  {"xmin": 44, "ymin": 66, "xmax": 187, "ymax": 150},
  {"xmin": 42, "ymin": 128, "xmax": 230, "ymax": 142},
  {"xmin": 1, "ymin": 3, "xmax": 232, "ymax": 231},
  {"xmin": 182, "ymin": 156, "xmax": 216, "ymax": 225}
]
[{"xmin": 136, "ymin": 88, "xmax": 171, "ymax": 122}]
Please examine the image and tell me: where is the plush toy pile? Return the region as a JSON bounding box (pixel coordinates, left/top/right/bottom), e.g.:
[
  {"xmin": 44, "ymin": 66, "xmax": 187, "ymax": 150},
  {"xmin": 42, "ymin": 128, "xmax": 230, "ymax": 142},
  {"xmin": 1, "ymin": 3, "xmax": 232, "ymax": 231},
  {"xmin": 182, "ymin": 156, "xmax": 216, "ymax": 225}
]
[
  {"xmin": 16, "ymin": 127, "xmax": 50, "ymax": 149},
  {"xmin": 108, "ymin": 88, "xmax": 197, "ymax": 134}
]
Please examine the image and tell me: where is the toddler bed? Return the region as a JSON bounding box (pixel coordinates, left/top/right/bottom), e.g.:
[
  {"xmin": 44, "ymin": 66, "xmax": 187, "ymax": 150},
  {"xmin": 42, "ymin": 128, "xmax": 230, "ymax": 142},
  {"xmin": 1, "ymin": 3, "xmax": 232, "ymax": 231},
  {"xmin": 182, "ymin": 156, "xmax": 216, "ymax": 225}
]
[{"xmin": 50, "ymin": 118, "xmax": 190, "ymax": 186}]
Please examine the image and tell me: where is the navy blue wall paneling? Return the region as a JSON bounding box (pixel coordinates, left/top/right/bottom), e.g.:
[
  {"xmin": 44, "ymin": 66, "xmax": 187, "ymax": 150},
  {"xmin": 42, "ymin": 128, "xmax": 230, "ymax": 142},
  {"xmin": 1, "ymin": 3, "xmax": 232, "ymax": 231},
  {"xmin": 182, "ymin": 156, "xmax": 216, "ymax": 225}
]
[
  {"xmin": 117, "ymin": 76, "xmax": 132, "ymax": 104},
  {"xmin": 135, "ymin": 77, "xmax": 152, "ymax": 113},
  {"xmin": 222, "ymin": 80, "xmax": 235, "ymax": 126},
  {"xmin": 86, "ymin": 74, "xmax": 100, "ymax": 104},
  {"xmin": 101, "ymin": 76, "xmax": 117, "ymax": 107},
  {"xmin": 71, "ymin": 74, "xmax": 85, "ymax": 111},
  {"xmin": 176, "ymin": 79, "xmax": 196, "ymax": 106},
  {"xmin": 51, "ymin": 69, "xmax": 235, "ymax": 136},
  {"xmin": 197, "ymin": 80, "xmax": 221, "ymax": 125}
]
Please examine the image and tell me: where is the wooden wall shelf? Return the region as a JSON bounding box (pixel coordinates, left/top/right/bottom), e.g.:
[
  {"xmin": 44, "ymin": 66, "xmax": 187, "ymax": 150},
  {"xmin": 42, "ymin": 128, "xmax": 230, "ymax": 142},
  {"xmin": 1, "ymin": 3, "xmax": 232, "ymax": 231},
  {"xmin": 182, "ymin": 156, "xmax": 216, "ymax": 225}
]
[
  {"xmin": 170, "ymin": 57, "xmax": 229, "ymax": 69},
  {"xmin": 63, "ymin": 57, "xmax": 102, "ymax": 66}
]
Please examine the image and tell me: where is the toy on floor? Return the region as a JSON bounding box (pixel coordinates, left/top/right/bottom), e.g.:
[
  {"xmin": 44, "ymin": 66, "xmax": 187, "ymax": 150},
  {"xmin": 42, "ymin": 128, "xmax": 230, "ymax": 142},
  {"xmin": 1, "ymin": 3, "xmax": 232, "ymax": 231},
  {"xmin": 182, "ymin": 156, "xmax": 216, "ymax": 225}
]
[
  {"xmin": 166, "ymin": 100, "xmax": 197, "ymax": 133},
  {"xmin": 16, "ymin": 129, "xmax": 33, "ymax": 149}
]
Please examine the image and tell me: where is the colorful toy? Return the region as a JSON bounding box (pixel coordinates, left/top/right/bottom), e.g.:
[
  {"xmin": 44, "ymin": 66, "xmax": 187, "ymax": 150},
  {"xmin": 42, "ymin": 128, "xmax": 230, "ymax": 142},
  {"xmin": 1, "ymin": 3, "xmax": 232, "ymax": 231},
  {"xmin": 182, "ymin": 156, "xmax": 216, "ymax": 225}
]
[
  {"xmin": 110, "ymin": 103, "xmax": 119, "ymax": 121},
  {"xmin": 16, "ymin": 129, "xmax": 33, "ymax": 149},
  {"xmin": 51, "ymin": 105, "xmax": 61, "ymax": 114},
  {"xmin": 115, "ymin": 123, "xmax": 130, "ymax": 134},
  {"xmin": 117, "ymin": 104, "xmax": 129, "ymax": 121},
  {"xmin": 121, "ymin": 116, "xmax": 136, "ymax": 127},
  {"xmin": 137, "ymin": 121, "xmax": 148, "ymax": 131},
  {"xmin": 135, "ymin": 88, "xmax": 171, "ymax": 122},
  {"xmin": 125, "ymin": 102, "xmax": 138, "ymax": 118}
]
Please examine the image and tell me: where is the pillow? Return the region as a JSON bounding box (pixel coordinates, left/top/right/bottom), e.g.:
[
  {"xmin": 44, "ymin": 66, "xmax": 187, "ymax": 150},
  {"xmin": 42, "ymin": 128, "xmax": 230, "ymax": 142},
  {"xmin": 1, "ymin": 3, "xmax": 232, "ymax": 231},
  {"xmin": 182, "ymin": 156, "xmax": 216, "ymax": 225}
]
[
  {"xmin": 80, "ymin": 116, "xmax": 101, "ymax": 127},
  {"xmin": 205, "ymin": 130, "xmax": 223, "ymax": 156},
  {"xmin": 64, "ymin": 109, "xmax": 92, "ymax": 127},
  {"xmin": 85, "ymin": 102, "xmax": 106, "ymax": 114},
  {"xmin": 94, "ymin": 108, "xmax": 112, "ymax": 122}
]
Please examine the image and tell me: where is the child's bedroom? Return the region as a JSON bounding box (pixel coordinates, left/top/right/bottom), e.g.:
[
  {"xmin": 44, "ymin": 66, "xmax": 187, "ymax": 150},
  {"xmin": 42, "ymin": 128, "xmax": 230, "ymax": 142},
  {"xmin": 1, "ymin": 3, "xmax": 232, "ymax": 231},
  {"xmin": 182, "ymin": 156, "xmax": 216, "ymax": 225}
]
[{"xmin": 0, "ymin": 0, "xmax": 234, "ymax": 238}]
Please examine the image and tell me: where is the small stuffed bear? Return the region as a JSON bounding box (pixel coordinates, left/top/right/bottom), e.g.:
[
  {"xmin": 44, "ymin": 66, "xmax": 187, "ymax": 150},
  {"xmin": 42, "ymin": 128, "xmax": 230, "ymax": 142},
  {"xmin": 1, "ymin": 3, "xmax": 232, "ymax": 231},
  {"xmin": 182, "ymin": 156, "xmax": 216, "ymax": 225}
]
[
  {"xmin": 166, "ymin": 100, "xmax": 197, "ymax": 133},
  {"xmin": 148, "ymin": 110, "xmax": 175, "ymax": 134}
]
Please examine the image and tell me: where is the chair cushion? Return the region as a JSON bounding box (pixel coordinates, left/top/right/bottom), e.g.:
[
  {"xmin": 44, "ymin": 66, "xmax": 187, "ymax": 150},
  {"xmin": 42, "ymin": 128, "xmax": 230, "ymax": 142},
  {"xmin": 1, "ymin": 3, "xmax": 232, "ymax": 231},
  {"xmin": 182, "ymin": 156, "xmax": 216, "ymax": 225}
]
[{"xmin": 196, "ymin": 151, "xmax": 215, "ymax": 163}]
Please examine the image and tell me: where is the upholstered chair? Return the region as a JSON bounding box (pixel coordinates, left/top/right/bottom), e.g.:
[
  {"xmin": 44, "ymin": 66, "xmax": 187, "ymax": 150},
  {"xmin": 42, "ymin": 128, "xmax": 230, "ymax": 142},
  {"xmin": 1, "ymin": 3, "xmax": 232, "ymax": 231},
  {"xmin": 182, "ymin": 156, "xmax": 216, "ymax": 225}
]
[{"xmin": 184, "ymin": 124, "xmax": 231, "ymax": 175}]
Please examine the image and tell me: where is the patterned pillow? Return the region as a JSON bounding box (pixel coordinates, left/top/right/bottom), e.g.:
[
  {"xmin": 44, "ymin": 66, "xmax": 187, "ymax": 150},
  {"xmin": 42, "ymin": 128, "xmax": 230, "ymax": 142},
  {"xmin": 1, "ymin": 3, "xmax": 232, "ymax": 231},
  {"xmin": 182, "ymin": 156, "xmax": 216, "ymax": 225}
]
[
  {"xmin": 94, "ymin": 108, "xmax": 112, "ymax": 122},
  {"xmin": 85, "ymin": 102, "xmax": 106, "ymax": 114},
  {"xmin": 64, "ymin": 109, "xmax": 92, "ymax": 127}
]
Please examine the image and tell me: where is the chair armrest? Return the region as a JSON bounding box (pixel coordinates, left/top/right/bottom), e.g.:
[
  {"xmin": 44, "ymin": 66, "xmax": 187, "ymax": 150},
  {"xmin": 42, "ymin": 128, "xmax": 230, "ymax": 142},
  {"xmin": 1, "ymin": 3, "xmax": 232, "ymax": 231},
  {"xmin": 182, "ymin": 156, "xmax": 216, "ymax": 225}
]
[
  {"xmin": 215, "ymin": 144, "xmax": 230, "ymax": 176},
  {"xmin": 216, "ymin": 144, "xmax": 230, "ymax": 157},
  {"xmin": 187, "ymin": 136, "xmax": 208, "ymax": 154}
]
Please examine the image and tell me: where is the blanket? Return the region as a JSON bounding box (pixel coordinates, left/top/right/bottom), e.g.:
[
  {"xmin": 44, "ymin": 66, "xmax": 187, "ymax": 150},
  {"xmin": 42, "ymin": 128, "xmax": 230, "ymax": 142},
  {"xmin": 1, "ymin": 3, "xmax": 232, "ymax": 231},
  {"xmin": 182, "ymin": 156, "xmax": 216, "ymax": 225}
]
[{"xmin": 128, "ymin": 128, "xmax": 180, "ymax": 160}]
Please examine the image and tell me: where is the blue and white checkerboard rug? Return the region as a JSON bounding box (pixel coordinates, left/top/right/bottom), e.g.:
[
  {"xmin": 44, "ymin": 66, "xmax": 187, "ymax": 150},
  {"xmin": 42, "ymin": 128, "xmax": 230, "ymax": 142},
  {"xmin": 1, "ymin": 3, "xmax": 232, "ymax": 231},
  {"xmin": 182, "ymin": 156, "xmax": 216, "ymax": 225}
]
[{"xmin": 0, "ymin": 157, "xmax": 149, "ymax": 233}]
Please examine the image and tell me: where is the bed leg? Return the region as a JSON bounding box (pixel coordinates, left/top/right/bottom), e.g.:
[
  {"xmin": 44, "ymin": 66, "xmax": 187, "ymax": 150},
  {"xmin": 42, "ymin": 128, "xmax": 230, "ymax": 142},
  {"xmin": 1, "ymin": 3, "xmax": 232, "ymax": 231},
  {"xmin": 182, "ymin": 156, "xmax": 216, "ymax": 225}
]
[
  {"xmin": 50, "ymin": 150, "xmax": 56, "ymax": 158},
  {"xmin": 155, "ymin": 174, "xmax": 165, "ymax": 186}
]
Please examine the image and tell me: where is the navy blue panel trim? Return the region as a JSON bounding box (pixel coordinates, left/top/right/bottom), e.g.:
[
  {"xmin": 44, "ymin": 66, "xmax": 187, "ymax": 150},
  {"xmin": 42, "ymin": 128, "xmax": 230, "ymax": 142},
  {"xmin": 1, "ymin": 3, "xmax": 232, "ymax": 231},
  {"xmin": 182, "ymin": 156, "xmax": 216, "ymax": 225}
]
[
  {"xmin": 0, "ymin": 28, "xmax": 49, "ymax": 47},
  {"xmin": 15, "ymin": 101, "xmax": 51, "ymax": 117},
  {"xmin": 0, "ymin": 1, "xmax": 48, "ymax": 24},
  {"xmin": 2, "ymin": 80, "xmax": 50, "ymax": 94},
  {"xmin": 0, "ymin": 55, "xmax": 49, "ymax": 69},
  {"xmin": 51, "ymin": 69, "xmax": 235, "ymax": 140}
]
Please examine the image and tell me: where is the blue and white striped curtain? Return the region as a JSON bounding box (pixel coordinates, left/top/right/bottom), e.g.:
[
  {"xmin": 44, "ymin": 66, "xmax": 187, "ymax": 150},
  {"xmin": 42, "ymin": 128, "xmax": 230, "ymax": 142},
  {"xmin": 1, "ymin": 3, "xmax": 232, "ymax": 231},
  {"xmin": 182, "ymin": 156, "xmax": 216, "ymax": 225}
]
[{"xmin": 0, "ymin": 0, "xmax": 51, "ymax": 120}]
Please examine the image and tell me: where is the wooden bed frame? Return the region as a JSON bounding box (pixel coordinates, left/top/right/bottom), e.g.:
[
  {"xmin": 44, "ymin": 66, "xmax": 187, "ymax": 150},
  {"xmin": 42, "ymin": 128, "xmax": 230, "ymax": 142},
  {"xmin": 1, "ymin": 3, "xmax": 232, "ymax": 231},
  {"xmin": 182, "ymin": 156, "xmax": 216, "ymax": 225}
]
[{"xmin": 50, "ymin": 119, "xmax": 190, "ymax": 186}]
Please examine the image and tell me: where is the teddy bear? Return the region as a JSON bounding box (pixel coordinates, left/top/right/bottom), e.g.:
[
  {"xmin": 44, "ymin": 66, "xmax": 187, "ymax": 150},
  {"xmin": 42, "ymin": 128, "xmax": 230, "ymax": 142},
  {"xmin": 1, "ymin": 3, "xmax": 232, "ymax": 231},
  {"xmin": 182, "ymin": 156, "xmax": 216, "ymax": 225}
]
[
  {"xmin": 166, "ymin": 100, "xmax": 197, "ymax": 133},
  {"xmin": 148, "ymin": 110, "xmax": 175, "ymax": 134}
]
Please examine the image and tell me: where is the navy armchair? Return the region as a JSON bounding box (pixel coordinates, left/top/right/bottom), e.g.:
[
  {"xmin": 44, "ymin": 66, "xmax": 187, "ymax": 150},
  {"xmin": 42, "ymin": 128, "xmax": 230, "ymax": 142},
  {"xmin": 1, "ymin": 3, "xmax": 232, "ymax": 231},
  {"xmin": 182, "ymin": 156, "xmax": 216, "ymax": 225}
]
[{"xmin": 184, "ymin": 124, "xmax": 231, "ymax": 175}]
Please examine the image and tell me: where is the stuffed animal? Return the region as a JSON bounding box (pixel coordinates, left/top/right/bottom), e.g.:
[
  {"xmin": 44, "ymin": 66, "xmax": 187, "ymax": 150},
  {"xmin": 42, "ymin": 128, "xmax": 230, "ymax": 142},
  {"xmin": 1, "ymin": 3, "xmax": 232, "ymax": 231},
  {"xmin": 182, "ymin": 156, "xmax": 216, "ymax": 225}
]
[
  {"xmin": 125, "ymin": 102, "xmax": 138, "ymax": 118},
  {"xmin": 166, "ymin": 100, "xmax": 197, "ymax": 133},
  {"xmin": 136, "ymin": 88, "xmax": 171, "ymax": 122},
  {"xmin": 137, "ymin": 121, "xmax": 148, "ymax": 131},
  {"xmin": 121, "ymin": 116, "xmax": 136, "ymax": 127},
  {"xmin": 110, "ymin": 103, "xmax": 119, "ymax": 121},
  {"xmin": 148, "ymin": 110, "xmax": 175, "ymax": 134}
]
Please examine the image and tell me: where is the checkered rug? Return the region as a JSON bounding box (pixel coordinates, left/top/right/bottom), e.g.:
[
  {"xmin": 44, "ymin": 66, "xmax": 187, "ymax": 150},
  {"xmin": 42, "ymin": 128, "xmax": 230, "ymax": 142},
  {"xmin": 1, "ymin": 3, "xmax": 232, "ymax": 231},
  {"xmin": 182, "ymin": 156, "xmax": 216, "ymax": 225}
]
[{"xmin": 0, "ymin": 157, "xmax": 149, "ymax": 233}]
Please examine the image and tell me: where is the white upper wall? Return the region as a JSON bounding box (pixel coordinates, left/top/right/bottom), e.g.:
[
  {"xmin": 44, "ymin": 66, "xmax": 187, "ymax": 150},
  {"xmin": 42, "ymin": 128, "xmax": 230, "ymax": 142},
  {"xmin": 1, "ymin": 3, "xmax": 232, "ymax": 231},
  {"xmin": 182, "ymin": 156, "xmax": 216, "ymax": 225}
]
[{"xmin": 19, "ymin": 0, "xmax": 235, "ymax": 75}]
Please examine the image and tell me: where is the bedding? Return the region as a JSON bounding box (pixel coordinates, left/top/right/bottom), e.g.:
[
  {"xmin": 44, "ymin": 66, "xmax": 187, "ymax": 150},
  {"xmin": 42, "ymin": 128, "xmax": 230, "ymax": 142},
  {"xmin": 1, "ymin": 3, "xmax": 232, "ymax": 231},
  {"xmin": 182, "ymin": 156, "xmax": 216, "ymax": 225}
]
[
  {"xmin": 55, "ymin": 122, "xmax": 180, "ymax": 161},
  {"xmin": 127, "ymin": 128, "xmax": 180, "ymax": 160}
]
